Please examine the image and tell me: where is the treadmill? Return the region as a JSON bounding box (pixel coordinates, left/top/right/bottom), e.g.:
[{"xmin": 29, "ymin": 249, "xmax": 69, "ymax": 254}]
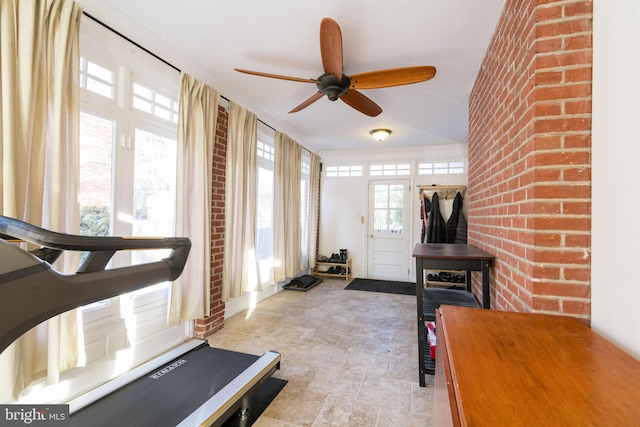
[{"xmin": 0, "ymin": 215, "xmax": 281, "ymax": 426}]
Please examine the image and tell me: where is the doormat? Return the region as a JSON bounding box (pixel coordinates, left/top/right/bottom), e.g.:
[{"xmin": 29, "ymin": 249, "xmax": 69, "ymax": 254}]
[
  {"xmin": 345, "ymin": 278, "xmax": 416, "ymax": 295},
  {"xmin": 222, "ymin": 376, "xmax": 288, "ymax": 426},
  {"xmin": 282, "ymin": 275, "xmax": 322, "ymax": 291}
]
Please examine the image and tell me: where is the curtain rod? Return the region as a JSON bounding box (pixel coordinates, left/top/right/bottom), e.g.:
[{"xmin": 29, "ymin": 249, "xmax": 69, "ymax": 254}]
[{"xmin": 81, "ymin": 11, "xmax": 276, "ymax": 133}]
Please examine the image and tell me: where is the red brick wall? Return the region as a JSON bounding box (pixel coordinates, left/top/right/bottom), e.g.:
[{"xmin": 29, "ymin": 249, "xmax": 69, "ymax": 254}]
[
  {"xmin": 194, "ymin": 105, "xmax": 228, "ymax": 337},
  {"xmin": 468, "ymin": 0, "xmax": 592, "ymax": 321}
]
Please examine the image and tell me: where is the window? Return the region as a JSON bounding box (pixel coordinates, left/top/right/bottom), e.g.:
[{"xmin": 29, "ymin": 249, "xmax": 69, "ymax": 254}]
[
  {"xmin": 300, "ymin": 153, "xmax": 311, "ymax": 269},
  {"xmin": 255, "ymin": 125, "xmax": 275, "ymax": 286},
  {"xmin": 373, "ymin": 184, "xmax": 405, "ymax": 234},
  {"xmin": 418, "ymin": 161, "xmax": 465, "ymax": 175},
  {"xmin": 370, "ymin": 163, "xmax": 411, "ymax": 176},
  {"xmin": 63, "ymin": 17, "xmax": 186, "ymax": 399},
  {"xmin": 132, "ymin": 81, "xmax": 179, "ymax": 123},
  {"xmin": 325, "ymin": 164, "xmax": 363, "ymax": 177},
  {"xmin": 80, "ymin": 57, "xmax": 114, "ymax": 99}
]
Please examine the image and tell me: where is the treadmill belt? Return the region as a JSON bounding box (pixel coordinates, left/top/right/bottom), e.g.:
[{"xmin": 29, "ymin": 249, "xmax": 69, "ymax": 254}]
[{"xmin": 70, "ymin": 344, "xmax": 259, "ymax": 427}]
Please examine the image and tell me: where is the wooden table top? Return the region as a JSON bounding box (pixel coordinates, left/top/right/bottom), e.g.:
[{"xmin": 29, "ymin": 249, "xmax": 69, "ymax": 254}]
[
  {"xmin": 438, "ymin": 305, "xmax": 640, "ymax": 426},
  {"xmin": 413, "ymin": 243, "xmax": 494, "ymax": 261}
]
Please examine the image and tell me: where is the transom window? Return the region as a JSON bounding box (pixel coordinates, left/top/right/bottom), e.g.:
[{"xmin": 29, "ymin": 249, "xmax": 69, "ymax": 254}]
[
  {"xmin": 325, "ymin": 165, "xmax": 363, "ymax": 177},
  {"xmin": 370, "ymin": 163, "xmax": 411, "ymax": 176},
  {"xmin": 80, "ymin": 58, "xmax": 114, "ymax": 99},
  {"xmin": 132, "ymin": 82, "xmax": 179, "ymax": 124},
  {"xmin": 418, "ymin": 161, "xmax": 465, "ymax": 175},
  {"xmin": 258, "ymin": 141, "xmax": 275, "ymax": 161}
]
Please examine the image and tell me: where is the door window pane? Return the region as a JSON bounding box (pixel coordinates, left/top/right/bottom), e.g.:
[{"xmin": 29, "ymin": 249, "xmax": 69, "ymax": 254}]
[{"xmin": 373, "ymin": 184, "xmax": 404, "ymax": 234}]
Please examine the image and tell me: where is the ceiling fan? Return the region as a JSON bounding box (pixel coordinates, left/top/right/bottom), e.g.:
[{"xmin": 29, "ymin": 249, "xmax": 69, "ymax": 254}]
[{"xmin": 235, "ymin": 17, "xmax": 436, "ymax": 117}]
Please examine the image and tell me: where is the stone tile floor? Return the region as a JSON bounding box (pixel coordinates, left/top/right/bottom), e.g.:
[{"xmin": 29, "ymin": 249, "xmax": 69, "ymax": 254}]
[{"xmin": 208, "ymin": 278, "xmax": 435, "ymax": 426}]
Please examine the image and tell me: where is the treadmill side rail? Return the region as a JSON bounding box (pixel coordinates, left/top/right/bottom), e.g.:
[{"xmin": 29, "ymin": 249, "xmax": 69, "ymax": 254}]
[{"xmin": 178, "ymin": 350, "xmax": 282, "ymax": 427}]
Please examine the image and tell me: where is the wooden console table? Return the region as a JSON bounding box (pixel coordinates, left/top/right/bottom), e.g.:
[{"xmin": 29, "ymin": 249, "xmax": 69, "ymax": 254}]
[
  {"xmin": 413, "ymin": 243, "xmax": 494, "ymax": 385},
  {"xmin": 434, "ymin": 305, "xmax": 640, "ymax": 426}
]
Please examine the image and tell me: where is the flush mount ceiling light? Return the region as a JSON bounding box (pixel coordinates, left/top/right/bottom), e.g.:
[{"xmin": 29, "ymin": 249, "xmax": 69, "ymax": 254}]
[{"xmin": 370, "ymin": 129, "xmax": 392, "ymax": 142}]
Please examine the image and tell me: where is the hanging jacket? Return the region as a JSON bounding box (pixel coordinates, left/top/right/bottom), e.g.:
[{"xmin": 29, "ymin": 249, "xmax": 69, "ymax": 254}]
[
  {"xmin": 426, "ymin": 192, "xmax": 446, "ymax": 243},
  {"xmin": 445, "ymin": 192, "xmax": 465, "ymax": 243},
  {"xmin": 455, "ymin": 200, "xmax": 467, "ymax": 244},
  {"xmin": 420, "ymin": 194, "xmax": 431, "ymax": 243}
]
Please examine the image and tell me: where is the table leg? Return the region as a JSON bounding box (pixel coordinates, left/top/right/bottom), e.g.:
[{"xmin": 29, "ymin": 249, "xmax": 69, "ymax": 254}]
[
  {"xmin": 416, "ymin": 258, "xmax": 426, "ymax": 387},
  {"xmin": 482, "ymin": 260, "xmax": 491, "ymax": 309}
]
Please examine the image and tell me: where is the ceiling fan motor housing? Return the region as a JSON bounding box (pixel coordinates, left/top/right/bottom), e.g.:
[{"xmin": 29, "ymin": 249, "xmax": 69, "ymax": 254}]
[{"xmin": 317, "ymin": 73, "xmax": 350, "ymax": 101}]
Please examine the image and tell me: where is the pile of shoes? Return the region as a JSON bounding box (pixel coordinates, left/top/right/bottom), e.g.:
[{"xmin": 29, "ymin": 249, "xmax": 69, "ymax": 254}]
[
  {"xmin": 328, "ymin": 253, "xmax": 342, "ymax": 263},
  {"xmin": 318, "ymin": 248, "xmax": 348, "ymax": 264},
  {"xmin": 427, "ymin": 271, "xmax": 466, "ymax": 283},
  {"xmin": 317, "ymin": 249, "xmax": 349, "ymax": 275}
]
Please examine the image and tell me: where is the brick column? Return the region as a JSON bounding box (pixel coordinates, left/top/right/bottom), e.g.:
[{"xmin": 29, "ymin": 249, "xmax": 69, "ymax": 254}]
[
  {"xmin": 468, "ymin": 0, "xmax": 592, "ymax": 322},
  {"xmin": 194, "ymin": 105, "xmax": 228, "ymax": 337}
]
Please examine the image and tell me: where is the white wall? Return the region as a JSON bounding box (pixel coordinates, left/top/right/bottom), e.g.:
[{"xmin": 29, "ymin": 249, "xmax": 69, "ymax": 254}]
[
  {"xmin": 319, "ymin": 144, "xmax": 468, "ymax": 280},
  {"xmin": 591, "ymin": 0, "xmax": 640, "ymax": 358}
]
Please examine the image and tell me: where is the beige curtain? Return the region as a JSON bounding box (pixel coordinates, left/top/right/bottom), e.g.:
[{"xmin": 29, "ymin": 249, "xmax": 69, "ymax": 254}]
[
  {"xmin": 273, "ymin": 132, "xmax": 302, "ymax": 282},
  {"xmin": 0, "ymin": 0, "xmax": 81, "ymax": 401},
  {"xmin": 307, "ymin": 152, "xmax": 321, "ymax": 269},
  {"xmin": 170, "ymin": 72, "xmax": 219, "ymax": 323},
  {"xmin": 222, "ymin": 102, "xmax": 258, "ymax": 301}
]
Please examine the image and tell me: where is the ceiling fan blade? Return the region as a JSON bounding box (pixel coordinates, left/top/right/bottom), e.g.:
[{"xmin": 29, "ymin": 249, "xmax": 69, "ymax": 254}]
[
  {"xmin": 340, "ymin": 89, "xmax": 382, "ymax": 117},
  {"xmin": 235, "ymin": 68, "xmax": 319, "ymax": 84},
  {"xmin": 320, "ymin": 18, "xmax": 343, "ymax": 81},
  {"xmin": 349, "ymin": 66, "xmax": 437, "ymax": 89},
  {"xmin": 289, "ymin": 91, "xmax": 324, "ymax": 113}
]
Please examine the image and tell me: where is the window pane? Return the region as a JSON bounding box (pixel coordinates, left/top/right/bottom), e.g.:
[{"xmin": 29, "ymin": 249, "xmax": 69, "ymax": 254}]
[
  {"xmin": 374, "ymin": 186, "xmax": 388, "ymax": 208},
  {"xmin": 132, "ymin": 128, "xmax": 177, "ymax": 266},
  {"xmin": 374, "ymin": 184, "xmax": 404, "ymax": 234},
  {"xmin": 155, "ymin": 92, "xmax": 171, "ymax": 108},
  {"xmin": 256, "ymin": 166, "xmax": 274, "ymax": 285},
  {"xmin": 133, "ymin": 97, "xmax": 152, "ymax": 113},
  {"xmin": 389, "ymin": 209, "xmax": 403, "ymax": 234},
  {"xmin": 133, "ymin": 83, "xmax": 152, "ymax": 99},
  {"xmin": 87, "ymin": 61, "xmax": 113, "ymax": 83},
  {"xmin": 82, "ymin": 59, "xmax": 115, "ymax": 99},
  {"xmin": 79, "ymin": 111, "xmax": 113, "ymax": 237},
  {"xmin": 389, "ymin": 185, "xmax": 404, "ymax": 208},
  {"xmin": 155, "ymin": 106, "xmax": 171, "ymax": 121},
  {"xmin": 79, "ymin": 111, "xmax": 114, "ymax": 310},
  {"xmin": 374, "ymin": 209, "xmax": 389, "ymax": 233},
  {"xmin": 86, "ymin": 78, "xmax": 113, "ymax": 98}
]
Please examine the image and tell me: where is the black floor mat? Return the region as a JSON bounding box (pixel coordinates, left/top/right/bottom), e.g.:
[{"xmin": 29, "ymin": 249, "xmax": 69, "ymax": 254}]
[{"xmin": 283, "ymin": 275, "xmax": 322, "ymax": 291}]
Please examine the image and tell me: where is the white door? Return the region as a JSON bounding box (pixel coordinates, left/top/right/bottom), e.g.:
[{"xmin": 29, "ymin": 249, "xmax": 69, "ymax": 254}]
[{"xmin": 367, "ymin": 180, "xmax": 411, "ymax": 281}]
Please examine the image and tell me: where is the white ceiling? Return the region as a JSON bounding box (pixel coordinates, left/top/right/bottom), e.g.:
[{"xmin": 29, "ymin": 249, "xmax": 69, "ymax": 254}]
[{"xmin": 75, "ymin": 0, "xmax": 505, "ymax": 153}]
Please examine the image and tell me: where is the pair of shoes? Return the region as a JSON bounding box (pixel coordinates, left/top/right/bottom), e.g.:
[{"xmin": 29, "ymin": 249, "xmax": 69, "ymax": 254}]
[
  {"xmin": 453, "ymin": 274, "xmax": 465, "ymax": 283},
  {"xmin": 329, "ymin": 253, "xmax": 341, "ymax": 263},
  {"xmin": 317, "ymin": 255, "xmax": 329, "ymax": 262},
  {"xmin": 439, "ymin": 272, "xmax": 453, "ymax": 282}
]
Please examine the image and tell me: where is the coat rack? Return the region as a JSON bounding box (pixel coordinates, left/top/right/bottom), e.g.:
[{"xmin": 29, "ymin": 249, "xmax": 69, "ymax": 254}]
[{"xmin": 418, "ymin": 185, "xmax": 466, "ymax": 201}]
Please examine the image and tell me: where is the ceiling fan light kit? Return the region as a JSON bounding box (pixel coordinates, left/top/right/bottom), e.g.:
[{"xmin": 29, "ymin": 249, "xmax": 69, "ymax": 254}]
[
  {"xmin": 235, "ymin": 17, "xmax": 436, "ymax": 117},
  {"xmin": 370, "ymin": 129, "xmax": 391, "ymax": 142}
]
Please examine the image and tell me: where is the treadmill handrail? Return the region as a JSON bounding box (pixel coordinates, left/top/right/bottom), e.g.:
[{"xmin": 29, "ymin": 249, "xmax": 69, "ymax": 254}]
[
  {"xmin": 0, "ymin": 215, "xmax": 191, "ymax": 280},
  {"xmin": 0, "ymin": 216, "xmax": 191, "ymax": 355}
]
